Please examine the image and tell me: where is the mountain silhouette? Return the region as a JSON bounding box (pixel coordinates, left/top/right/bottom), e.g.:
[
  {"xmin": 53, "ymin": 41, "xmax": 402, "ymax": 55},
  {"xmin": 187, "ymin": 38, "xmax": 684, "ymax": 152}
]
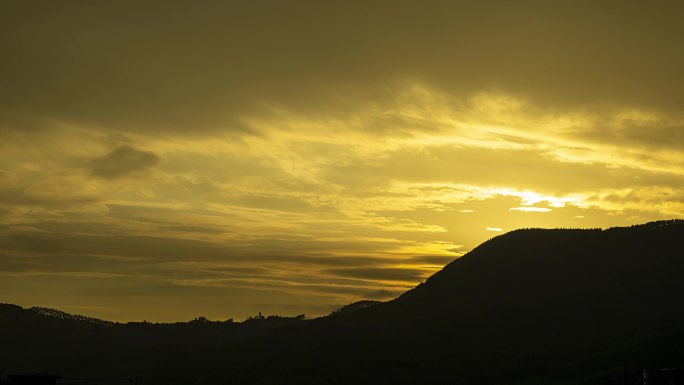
[{"xmin": 2, "ymin": 220, "xmax": 684, "ymax": 384}]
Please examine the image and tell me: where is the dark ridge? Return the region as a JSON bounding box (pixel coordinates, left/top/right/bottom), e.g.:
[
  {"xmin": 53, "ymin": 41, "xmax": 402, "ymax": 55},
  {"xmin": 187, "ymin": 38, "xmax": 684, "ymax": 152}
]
[
  {"xmin": 329, "ymin": 300, "xmax": 382, "ymax": 316},
  {"xmin": 29, "ymin": 307, "xmax": 116, "ymax": 327}
]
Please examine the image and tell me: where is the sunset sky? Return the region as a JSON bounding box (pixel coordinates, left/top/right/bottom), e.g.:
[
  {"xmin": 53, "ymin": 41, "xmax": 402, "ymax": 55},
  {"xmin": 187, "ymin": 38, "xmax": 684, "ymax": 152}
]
[{"xmin": 2, "ymin": 1, "xmax": 684, "ymax": 321}]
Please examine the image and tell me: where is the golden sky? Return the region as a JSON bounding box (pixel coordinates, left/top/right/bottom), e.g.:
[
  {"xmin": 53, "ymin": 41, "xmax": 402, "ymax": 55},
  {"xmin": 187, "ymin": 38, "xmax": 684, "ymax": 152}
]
[{"xmin": 1, "ymin": 1, "xmax": 684, "ymax": 321}]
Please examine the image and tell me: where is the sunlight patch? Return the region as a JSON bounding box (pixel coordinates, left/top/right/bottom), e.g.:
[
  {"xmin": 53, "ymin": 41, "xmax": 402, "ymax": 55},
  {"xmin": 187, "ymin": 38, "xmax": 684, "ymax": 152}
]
[{"xmin": 510, "ymin": 207, "xmax": 552, "ymax": 213}]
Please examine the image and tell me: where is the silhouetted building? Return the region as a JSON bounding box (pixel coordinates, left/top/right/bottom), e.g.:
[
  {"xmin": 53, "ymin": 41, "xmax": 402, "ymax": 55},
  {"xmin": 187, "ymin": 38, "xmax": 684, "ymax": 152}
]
[{"xmin": 644, "ymin": 369, "xmax": 684, "ymax": 385}]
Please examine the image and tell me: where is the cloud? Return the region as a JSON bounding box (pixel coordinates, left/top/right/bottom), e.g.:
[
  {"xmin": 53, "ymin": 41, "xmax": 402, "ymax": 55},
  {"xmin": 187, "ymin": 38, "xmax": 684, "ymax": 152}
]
[
  {"xmin": 510, "ymin": 207, "xmax": 552, "ymax": 213},
  {"xmin": 0, "ymin": 169, "xmax": 99, "ymax": 209},
  {"xmin": 0, "ymin": 228, "xmax": 442, "ymax": 274},
  {"xmin": 324, "ymin": 267, "xmax": 429, "ymax": 282},
  {"xmin": 413, "ymin": 255, "xmax": 458, "ymax": 265},
  {"xmin": 0, "ymin": 227, "xmax": 423, "ymax": 320},
  {"xmin": 87, "ymin": 146, "xmax": 160, "ymax": 179},
  {"xmin": 2, "ymin": 1, "xmax": 684, "ymax": 136},
  {"xmin": 158, "ymin": 225, "xmax": 226, "ymax": 234},
  {"xmin": 568, "ymin": 111, "xmax": 684, "ymax": 151}
]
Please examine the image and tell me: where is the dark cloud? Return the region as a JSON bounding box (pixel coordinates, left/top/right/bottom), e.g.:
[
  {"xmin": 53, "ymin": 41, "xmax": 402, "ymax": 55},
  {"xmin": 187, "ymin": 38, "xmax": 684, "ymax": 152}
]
[
  {"xmin": 2, "ymin": 1, "xmax": 683, "ymax": 135},
  {"xmin": 0, "ymin": 185, "xmax": 98, "ymax": 208},
  {"xmin": 0, "ymin": 229, "xmax": 401, "ymax": 268},
  {"xmin": 0, "ymin": 186, "xmax": 56, "ymax": 206},
  {"xmin": 158, "ymin": 225, "xmax": 226, "ymax": 234},
  {"xmin": 572, "ymin": 122, "xmax": 684, "ymax": 151},
  {"xmin": 28, "ymin": 221, "xmax": 127, "ymax": 236},
  {"xmin": 324, "ymin": 267, "xmax": 428, "ymax": 281},
  {"xmin": 106, "ymin": 204, "xmax": 235, "ymax": 224},
  {"xmin": 0, "ymin": 252, "xmax": 37, "ymax": 274},
  {"xmin": 414, "ymin": 255, "xmax": 458, "ymax": 265},
  {"xmin": 87, "ymin": 146, "xmax": 160, "ymax": 179},
  {"xmin": 290, "ymin": 283, "xmax": 396, "ymax": 297}
]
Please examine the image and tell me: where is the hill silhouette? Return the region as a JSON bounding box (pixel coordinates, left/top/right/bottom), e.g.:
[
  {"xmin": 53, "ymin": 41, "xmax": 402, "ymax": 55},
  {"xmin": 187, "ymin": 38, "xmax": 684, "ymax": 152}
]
[{"xmin": 2, "ymin": 220, "xmax": 684, "ymax": 384}]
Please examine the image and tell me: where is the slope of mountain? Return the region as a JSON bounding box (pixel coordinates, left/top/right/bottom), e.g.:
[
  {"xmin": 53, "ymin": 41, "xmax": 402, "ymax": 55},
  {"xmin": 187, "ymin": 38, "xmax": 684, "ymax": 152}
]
[
  {"xmin": 330, "ymin": 300, "xmax": 382, "ymax": 315},
  {"xmin": 2, "ymin": 220, "xmax": 684, "ymax": 384}
]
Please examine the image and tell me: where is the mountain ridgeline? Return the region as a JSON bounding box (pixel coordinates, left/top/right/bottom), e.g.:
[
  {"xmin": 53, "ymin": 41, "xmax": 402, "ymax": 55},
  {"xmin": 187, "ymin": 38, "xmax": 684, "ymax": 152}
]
[{"xmin": 2, "ymin": 220, "xmax": 684, "ymax": 384}]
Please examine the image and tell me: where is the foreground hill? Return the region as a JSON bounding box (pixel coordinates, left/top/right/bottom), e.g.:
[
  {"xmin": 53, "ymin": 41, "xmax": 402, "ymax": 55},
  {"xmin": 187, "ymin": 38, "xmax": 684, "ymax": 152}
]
[{"xmin": 2, "ymin": 220, "xmax": 684, "ymax": 384}]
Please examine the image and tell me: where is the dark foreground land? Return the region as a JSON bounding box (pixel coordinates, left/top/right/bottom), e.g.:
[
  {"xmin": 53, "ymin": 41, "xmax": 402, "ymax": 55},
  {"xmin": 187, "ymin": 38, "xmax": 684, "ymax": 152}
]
[{"xmin": 2, "ymin": 220, "xmax": 684, "ymax": 384}]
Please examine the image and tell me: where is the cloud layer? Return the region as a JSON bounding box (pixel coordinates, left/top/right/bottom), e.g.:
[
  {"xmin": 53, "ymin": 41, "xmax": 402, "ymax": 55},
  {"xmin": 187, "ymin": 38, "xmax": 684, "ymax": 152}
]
[{"xmin": 1, "ymin": 0, "xmax": 683, "ymax": 321}]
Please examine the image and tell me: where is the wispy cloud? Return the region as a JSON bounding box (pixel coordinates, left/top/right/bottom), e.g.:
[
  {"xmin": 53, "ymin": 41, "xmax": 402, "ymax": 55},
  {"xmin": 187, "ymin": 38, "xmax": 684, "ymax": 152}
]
[{"xmin": 510, "ymin": 207, "xmax": 552, "ymax": 213}]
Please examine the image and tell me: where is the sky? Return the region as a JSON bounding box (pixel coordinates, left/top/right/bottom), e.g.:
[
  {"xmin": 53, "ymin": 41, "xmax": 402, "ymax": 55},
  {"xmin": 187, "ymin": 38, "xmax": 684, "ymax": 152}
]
[{"xmin": 2, "ymin": 1, "xmax": 684, "ymax": 322}]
